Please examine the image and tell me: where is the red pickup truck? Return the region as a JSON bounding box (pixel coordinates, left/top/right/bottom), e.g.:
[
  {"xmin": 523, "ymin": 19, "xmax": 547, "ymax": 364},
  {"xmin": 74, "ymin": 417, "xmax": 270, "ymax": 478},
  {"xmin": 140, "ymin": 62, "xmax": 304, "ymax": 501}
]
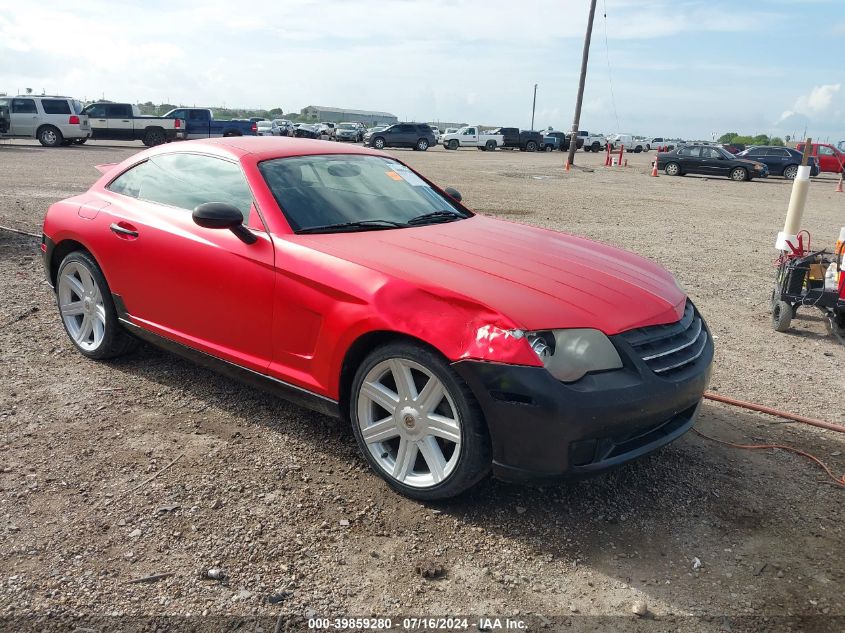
[{"xmin": 795, "ymin": 142, "xmax": 845, "ymax": 175}]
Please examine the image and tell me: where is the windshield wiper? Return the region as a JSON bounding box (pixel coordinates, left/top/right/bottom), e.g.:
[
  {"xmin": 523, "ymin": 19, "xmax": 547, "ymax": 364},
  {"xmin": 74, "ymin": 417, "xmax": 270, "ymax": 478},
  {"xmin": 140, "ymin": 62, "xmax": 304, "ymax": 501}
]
[
  {"xmin": 297, "ymin": 219, "xmax": 407, "ymax": 234},
  {"xmin": 406, "ymin": 210, "xmax": 463, "ymax": 226}
]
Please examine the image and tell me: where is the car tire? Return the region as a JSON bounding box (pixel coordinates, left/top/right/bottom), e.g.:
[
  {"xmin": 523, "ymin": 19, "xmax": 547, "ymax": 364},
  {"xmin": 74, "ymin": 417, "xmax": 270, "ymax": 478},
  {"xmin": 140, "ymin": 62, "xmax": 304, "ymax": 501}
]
[
  {"xmin": 772, "ymin": 301, "xmax": 793, "ymax": 333},
  {"xmin": 665, "ymin": 162, "xmax": 681, "ymax": 176},
  {"xmin": 635, "ymin": 145, "xmax": 643, "ymax": 153},
  {"xmin": 72, "ymin": 138, "xmax": 87, "ymax": 145},
  {"xmin": 38, "ymin": 125, "xmax": 63, "ymax": 147},
  {"xmin": 525, "ymin": 140, "xmax": 538, "ymax": 152},
  {"xmin": 448, "ymin": 139, "xmax": 459, "ymax": 151},
  {"xmin": 143, "ymin": 128, "xmax": 166, "ymax": 147},
  {"xmin": 485, "ymin": 140, "xmax": 497, "ymax": 151},
  {"xmin": 730, "ymin": 167, "xmax": 748, "ymax": 182},
  {"xmin": 349, "ymin": 341, "xmax": 491, "ymax": 501},
  {"xmin": 373, "ymin": 137, "xmax": 386, "ymax": 150},
  {"xmin": 783, "ymin": 165, "xmax": 798, "ymax": 180},
  {"xmin": 582, "ymin": 145, "xmax": 591, "ymax": 152},
  {"xmin": 55, "ymin": 251, "xmax": 139, "ymax": 360},
  {"xmin": 416, "ymin": 138, "xmax": 429, "ymax": 151},
  {"xmin": 591, "ymin": 142, "xmax": 601, "ymax": 152}
]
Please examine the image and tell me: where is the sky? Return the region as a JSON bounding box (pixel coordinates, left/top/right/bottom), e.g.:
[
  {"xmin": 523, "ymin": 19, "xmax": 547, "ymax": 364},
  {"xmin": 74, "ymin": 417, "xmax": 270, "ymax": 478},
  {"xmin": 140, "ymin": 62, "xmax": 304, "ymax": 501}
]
[{"xmin": 1, "ymin": 0, "xmax": 843, "ymax": 141}]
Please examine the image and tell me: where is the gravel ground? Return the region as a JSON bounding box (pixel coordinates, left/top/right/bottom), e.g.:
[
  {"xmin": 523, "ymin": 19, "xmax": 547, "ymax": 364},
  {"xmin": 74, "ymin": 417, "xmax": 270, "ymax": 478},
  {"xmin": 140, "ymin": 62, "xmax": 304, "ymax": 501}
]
[{"xmin": 1, "ymin": 139, "xmax": 844, "ymax": 632}]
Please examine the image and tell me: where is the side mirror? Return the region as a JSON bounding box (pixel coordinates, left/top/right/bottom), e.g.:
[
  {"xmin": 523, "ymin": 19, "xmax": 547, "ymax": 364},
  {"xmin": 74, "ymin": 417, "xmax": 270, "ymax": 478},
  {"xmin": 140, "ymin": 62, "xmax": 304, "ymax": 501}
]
[
  {"xmin": 193, "ymin": 202, "xmax": 256, "ymax": 244},
  {"xmin": 444, "ymin": 187, "xmax": 462, "ymax": 202}
]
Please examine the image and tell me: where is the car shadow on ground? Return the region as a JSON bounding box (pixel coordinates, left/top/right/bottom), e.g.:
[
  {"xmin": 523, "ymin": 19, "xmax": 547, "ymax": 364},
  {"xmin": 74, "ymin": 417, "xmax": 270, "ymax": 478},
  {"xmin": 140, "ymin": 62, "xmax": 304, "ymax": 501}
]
[{"xmin": 102, "ymin": 341, "xmax": 845, "ymax": 616}]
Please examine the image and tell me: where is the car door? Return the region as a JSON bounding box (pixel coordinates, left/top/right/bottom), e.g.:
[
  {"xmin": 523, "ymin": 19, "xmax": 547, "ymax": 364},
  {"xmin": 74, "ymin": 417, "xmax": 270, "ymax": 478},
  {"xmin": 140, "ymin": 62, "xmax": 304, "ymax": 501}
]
[
  {"xmin": 764, "ymin": 148, "xmax": 790, "ymax": 175},
  {"xmin": 816, "ymin": 145, "xmax": 842, "ymax": 173},
  {"xmin": 100, "ymin": 152, "xmax": 275, "ymax": 371},
  {"xmin": 677, "ymin": 146, "xmax": 701, "ymax": 173},
  {"xmin": 83, "ymin": 103, "xmax": 109, "ymax": 138},
  {"xmin": 461, "ymin": 127, "xmax": 478, "ymax": 147},
  {"xmin": 9, "ymin": 98, "xmax": 38, "ymax": 137},
  {"xmin": 106, "ymin": 104, "xmax": 133, "ymax": 140}
]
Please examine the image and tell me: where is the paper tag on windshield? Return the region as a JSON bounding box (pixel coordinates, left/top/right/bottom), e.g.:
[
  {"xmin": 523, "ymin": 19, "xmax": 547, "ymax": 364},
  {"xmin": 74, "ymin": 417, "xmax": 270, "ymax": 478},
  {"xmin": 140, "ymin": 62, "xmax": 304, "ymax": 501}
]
[{"xmin": 391, "ymin": 164, "xmax": 427, "ymax": 187}]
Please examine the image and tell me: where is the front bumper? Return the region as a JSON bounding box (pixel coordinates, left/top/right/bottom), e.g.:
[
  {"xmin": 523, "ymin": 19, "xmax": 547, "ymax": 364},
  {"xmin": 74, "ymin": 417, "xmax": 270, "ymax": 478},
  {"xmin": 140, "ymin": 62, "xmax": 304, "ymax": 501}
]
[{"xmin": 452, "ymin": 320, "xmax": 713, "ymax": 481}]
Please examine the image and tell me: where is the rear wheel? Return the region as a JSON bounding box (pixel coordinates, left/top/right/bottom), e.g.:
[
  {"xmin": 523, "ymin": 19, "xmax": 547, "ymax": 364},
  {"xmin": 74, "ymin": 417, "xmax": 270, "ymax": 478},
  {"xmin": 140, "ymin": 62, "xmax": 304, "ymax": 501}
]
[
  {"xmin": 783, "ymin": 164, "xmax": 798, "ymax": 180},
  {"xmin": 38, "ymin": 125, "xmax": 63, "ymax": 147},
  {"xmin": 350, "ymin": 342, "xmax": 491, "ymax": 500},
  {"xmin": 665, "ymin": 162, "xmax": 681, "ymax": 176},
  {"xmin": 416, "ymin": 138, "xmax": 429, "ymax": 151},
  {"xmin": 525, "ymin": 140, "xmax": 538, "ymax": 152},
  {"xmin": 56, "ymin": 251, "xmax": 139, "ymax": 359},
  {"xmin": 143, "ymin": 128, "xmax": 166, "ymax": 147},
  {"xmin": 730, "ymin": 167, "xmax": 748, "ymax": 182},
  {"xmin": 485, "ymin": 140, "xmax": 496, "ymax": 151},
  {"xmin": 591, "ymin": 141, "xmax": 601, "ymax": 152}
]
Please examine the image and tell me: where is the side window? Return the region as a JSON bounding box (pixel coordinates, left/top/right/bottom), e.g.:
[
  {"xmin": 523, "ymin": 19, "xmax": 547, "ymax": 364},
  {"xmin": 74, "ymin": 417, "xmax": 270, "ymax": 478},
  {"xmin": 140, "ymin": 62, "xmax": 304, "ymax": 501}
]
[
  {"xmin": 109, "ymin": 154, "xmax": 254, "ymax": 221},
  {"xmin": 188, "ymin": 110, "xmax": 206, "ymax": 121},
  {"xmin": 41, "ymin": 99, "xmax": 71, "ymax": 115},
  {"xmin": 106, "ymin": 104, "xmax": 131, "ymax": 118},
  {"xmin": 85, "ymin": 104, "xmax": 107, "ymax": 118},
  {"xmin": 11, "ymin": 98, "xmax": 37, "ymax": 114},
  {"xmin": 766, "ymin": 148, "xmax": 788, "ymax": 157},
  {"xmin": 107, "ymin": 161, "xmax": 154, "ymax": 199},
  {"xmin": 818, "ymin": 146, "xmax": 834, "ymax": 156},
  {"xmin": 168, "ymin": 109, "xmax": 186, "ymax": 120},
  {"xmin": 463, "ymin": 127, "xmax": 476, "ymax": 135}
]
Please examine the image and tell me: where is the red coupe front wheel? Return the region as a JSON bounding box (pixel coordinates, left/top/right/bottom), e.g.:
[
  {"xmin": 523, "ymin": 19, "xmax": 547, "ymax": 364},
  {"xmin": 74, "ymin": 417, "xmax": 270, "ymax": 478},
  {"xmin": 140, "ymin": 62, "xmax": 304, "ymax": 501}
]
[{"xmin": 350, "ymin": 342, "xmax": 491, "ymax": 500}]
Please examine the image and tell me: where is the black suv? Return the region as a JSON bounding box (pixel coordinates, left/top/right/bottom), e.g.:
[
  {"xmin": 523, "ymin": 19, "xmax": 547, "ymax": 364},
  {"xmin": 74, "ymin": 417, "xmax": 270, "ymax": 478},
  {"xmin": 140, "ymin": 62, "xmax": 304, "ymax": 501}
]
[{"xmin": 367, "ymin": 123, "xmax": 436, "ymax": 151}]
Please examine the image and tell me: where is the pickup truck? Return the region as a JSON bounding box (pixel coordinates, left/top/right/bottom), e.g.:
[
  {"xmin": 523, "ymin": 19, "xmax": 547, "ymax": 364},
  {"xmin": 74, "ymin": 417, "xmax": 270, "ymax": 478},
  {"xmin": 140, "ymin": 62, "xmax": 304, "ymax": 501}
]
[
  {"xmin": 442, "ymin": 126, "xmax": 504, "ymax": 151},
  {"xmin": 80, "ymin": 102, "xmax": 185, "ymax": 147},
  {"xmin": 488, "ymin": 127, "xmax": 544, "ymax": 152},
  {"xmin": 161, "ymin": 108, "xmax": 257, "ymax": 139},
  {"xmin": 795, "ymin": 142, "xmax": 845, "ymax": 175},
  {"xmin": 578, "ymin": 130, "xmax": 606, "ymax": 152}
]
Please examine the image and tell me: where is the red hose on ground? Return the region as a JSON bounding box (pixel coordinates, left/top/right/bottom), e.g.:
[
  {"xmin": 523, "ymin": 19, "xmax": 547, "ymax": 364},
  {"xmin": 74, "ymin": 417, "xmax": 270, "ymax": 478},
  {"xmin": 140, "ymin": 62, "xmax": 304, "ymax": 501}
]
[
  {"xmin": 699, "ymin": 391, "xmax": 845, "ymax": 488},
  {"xmin": 704, "ymin": 391, "xmax": 845, "ymax": 434}
]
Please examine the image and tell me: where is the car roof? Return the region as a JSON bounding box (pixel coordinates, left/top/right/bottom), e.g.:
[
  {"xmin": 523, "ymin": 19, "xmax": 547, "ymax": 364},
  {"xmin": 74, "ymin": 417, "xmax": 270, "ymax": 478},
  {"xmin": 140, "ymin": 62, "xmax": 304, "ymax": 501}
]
[{"xmin": 139, "ymin": 136, "xmax": 387, "ymax": 162}]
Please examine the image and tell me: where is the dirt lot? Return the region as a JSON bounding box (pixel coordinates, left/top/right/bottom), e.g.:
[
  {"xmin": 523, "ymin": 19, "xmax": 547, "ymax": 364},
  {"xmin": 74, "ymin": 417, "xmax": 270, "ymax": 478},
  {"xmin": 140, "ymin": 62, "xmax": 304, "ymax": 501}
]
[{"xmin": 1, "ymin": 139, "xmax": 844, "ymax": 632}]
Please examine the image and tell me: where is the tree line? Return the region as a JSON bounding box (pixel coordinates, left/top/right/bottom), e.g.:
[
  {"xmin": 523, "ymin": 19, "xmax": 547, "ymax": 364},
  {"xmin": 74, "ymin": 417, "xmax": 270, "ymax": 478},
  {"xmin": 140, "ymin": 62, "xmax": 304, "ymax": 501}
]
[{"xmin": 717, "ymin": 132, "xmax": 787, "ymax": 146}]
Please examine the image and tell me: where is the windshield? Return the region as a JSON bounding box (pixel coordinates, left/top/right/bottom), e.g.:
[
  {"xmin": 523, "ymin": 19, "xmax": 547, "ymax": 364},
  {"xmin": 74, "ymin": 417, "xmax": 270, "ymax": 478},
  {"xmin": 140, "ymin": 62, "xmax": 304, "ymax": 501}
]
[
  {"xmin": 337, "ymin": 123, "xmax": 355, "ymax": 129},
  {"xmin": 257, "ymin": 121, "xmax": 272, "ymax": 128},
  {"xmin": 258, "ymin": 154, "xmax": 469, "ymax": 233}
]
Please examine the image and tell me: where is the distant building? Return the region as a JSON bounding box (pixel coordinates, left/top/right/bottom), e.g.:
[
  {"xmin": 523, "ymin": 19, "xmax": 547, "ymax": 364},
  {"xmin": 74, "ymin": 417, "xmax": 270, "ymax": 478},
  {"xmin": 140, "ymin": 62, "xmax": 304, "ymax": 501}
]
[{"xmin": 300, "ymin": 105, "xmax": 397, "ymax": 125}]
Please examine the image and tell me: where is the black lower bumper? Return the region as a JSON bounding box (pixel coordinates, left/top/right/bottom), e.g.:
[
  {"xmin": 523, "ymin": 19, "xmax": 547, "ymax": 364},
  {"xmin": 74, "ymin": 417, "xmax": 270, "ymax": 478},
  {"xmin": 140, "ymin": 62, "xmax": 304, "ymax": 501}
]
[
  {"xmin": 452, "ymin": 334, "xmax": 713, "ymax": 481},
  {"xmin": 41, "ymin": 234, "xmax": 55, "ymax": 287}
]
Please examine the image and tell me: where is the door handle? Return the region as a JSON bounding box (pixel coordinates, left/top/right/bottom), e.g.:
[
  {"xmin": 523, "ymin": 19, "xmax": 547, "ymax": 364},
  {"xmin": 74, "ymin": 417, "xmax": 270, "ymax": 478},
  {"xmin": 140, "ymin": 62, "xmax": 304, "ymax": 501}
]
[{"xmin": 110, "ymin": 222, "xmax": 139, "ymax": 238}]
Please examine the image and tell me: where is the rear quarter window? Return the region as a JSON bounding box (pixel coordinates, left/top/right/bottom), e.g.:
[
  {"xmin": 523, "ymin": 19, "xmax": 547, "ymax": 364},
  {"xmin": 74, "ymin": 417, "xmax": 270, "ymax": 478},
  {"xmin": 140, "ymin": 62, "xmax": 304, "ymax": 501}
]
[{"xmin": 41, "ymin": 99, "xmax": 72, "ymax": 115}]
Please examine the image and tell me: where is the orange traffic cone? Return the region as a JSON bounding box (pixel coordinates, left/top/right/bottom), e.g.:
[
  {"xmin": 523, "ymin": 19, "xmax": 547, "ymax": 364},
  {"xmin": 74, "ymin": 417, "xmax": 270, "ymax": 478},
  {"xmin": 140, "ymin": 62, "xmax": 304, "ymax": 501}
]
[
  {"xmin": 837, "ymin": 173, "xmax": 844, "ymax": 193},
  {"xmin": 650, "ymin": 158, "xmax": 659, "ymax": 177}
]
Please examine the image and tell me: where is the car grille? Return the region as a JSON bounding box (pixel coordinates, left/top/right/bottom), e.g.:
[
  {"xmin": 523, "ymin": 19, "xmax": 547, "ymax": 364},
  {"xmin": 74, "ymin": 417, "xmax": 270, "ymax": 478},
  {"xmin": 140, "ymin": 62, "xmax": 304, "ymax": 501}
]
[{"xmin": 617, "ymin": 300, "xmax": 708, "ymax": 377}]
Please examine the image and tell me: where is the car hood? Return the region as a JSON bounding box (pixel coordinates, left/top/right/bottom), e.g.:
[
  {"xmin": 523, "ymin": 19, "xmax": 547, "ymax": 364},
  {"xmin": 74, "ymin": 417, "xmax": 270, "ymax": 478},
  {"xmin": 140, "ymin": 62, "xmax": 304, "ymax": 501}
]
[{"xmin": 299, "ymin": 215, "xmax": 685, "ymax": 333}]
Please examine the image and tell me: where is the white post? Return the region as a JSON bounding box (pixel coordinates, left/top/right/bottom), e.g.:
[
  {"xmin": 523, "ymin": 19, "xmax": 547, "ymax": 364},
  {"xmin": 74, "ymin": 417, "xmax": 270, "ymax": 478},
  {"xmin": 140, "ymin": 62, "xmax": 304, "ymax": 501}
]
[{"xmin": 775, "ymin": 139, "xmax": 813, "ymax": 251}]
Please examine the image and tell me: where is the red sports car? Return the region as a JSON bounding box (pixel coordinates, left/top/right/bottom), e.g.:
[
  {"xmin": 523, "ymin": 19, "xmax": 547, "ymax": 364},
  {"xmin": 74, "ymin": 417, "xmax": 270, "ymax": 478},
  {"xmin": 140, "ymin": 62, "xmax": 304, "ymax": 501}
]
[{"xmin": 41, "ymin": 137, "xmax": 713, "ymax": 500}]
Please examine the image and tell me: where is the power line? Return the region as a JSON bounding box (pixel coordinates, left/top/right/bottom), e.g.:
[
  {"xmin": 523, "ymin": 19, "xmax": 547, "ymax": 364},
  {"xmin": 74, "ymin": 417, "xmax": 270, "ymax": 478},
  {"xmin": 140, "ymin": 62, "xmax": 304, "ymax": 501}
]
[{"xmin": 602, "ymin": 0, "xmax": 620, "ymax": 131}]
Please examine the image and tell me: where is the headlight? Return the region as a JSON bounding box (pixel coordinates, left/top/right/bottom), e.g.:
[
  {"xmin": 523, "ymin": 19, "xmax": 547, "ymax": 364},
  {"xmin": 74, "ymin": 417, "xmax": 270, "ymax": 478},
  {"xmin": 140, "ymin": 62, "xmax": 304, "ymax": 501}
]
[{"xmin": 524, "ymin": 329, "xmax": 623, "ymax": 382}]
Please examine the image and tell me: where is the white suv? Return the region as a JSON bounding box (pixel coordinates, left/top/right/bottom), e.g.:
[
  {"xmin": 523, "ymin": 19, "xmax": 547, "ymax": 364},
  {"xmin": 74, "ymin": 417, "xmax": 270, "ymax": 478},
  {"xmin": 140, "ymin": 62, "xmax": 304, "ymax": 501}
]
[{"xmin": 0, "ymin": 95, "xmax": 91, "ymax": 147}]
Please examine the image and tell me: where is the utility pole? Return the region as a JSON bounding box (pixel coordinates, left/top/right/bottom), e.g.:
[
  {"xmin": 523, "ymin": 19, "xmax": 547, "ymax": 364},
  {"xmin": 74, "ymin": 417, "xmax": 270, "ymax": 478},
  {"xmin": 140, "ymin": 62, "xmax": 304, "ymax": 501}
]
[
  {"xmin": 530, "ymin": 83, "xmax": 538, "ymax": 131},
  {"xmin": 566, "ymin": 0, "xmax": 598, "ymax": 168}
]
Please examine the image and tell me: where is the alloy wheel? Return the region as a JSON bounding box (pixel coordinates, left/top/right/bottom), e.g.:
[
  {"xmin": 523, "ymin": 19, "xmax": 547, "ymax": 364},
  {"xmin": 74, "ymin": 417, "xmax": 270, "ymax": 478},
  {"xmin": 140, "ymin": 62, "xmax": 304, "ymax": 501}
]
[
  {"xmin": 356, "ymin": 358, "xmax": 462, "ymax": 488},
  {"xmin": 666, "ymin": 162, "xmax": 679, "ymax": 176},
  {"xmin": 58, "ymin": 261, "xmax": 106, "ymax": 351},
  {"xmin": 784, "ymin": 165, "xmax": 798, "ymax": 180}
]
